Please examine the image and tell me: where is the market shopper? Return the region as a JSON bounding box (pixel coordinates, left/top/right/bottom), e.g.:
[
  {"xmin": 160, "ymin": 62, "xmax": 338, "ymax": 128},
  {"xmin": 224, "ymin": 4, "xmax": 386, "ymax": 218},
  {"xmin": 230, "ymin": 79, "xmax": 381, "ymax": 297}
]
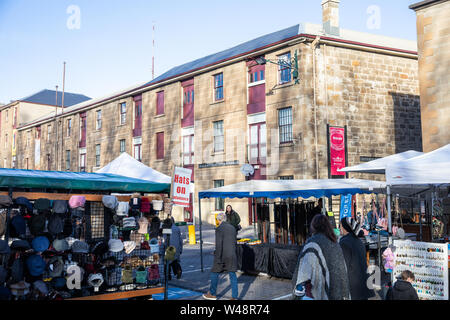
[
  {"xmin": 339, "ymin": 217, "xmax": 374, "ymax": 300},
  {"xmin": 385, "ymin": 270, "xmax": 419, "ymax": 300},
  {"xmin": 292, "ymin": 214, "xmax": 350, "ymax": 300},
  {"xmin": 163, "ymin": 217, "xmax": 183, "ymax": 280},
  {"xmin": 225, "ymin": 205, "xmax": 241, "ymax": 233},
  {"xmin": 203, "ymin": 212, "xmax": 239, "ymax": 300}
]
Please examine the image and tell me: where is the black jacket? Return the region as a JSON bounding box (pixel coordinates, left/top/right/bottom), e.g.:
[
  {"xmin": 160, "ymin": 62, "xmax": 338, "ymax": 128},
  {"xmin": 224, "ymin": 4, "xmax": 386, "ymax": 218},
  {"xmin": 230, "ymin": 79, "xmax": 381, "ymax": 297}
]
[
  {"xmin": 211, "ymin": 221, "xmax": 238, "ymax": 273},
  {"xmin": 386, "ymin": 280, "xmax": 419, "ymax": 300},
  {"xmin": 339, "ymin": 233, "xmax": 374, "ymax": 300}
]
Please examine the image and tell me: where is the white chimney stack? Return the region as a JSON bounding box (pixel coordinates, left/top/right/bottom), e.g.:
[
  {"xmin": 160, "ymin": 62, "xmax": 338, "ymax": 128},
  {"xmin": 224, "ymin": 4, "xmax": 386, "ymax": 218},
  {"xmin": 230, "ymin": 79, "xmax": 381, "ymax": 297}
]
[{"xmin": 322, "ymin": 0, "xmax": 340, "ymax": 36}]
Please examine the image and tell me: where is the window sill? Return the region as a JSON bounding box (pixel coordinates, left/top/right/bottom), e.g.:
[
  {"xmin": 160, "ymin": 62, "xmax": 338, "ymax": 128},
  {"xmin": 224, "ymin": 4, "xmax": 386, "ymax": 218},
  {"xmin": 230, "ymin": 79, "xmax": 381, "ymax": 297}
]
[
  {"xmin": 154, "ymin": 114, "xmax": 165, "ymax": 119},
  {"xmin": 248, "ymin": 80, "xmax": 266, "ymax": 88},
  {"xmin": 155, "ymin": 158, "xmax": 165, "ymax": 162},
  {"xmin": 211, "ymin": 151, "xmax": 225, "ymax": 156},
  {"xmin": 275, "ymin": 82, "xmax": 296, "ymax": 90},
  {"xmin": 279, "ymin": 142, "xmax": 294, "ymax": 148},
  {"xmin": 117, "ymin": 123, "xmax": 127, "ymax": 127},
  {"xmin": 210, "ymin": 99, "xmax": 225, "ymax": 106}
]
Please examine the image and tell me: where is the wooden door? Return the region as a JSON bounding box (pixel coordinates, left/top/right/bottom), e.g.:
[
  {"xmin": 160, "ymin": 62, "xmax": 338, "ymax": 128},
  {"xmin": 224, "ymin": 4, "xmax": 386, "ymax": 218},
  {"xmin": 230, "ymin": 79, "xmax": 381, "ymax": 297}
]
[{"xmin": 182, "ymin": 79, "xmax": 194, "ymax": 128}]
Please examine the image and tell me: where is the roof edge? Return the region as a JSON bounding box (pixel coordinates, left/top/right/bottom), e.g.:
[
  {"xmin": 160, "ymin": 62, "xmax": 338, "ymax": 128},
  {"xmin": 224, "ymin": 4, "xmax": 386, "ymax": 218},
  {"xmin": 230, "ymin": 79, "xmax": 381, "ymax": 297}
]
[{"xmin": 409, "ymin": 0, "xmax": 447, "ymax": 10}]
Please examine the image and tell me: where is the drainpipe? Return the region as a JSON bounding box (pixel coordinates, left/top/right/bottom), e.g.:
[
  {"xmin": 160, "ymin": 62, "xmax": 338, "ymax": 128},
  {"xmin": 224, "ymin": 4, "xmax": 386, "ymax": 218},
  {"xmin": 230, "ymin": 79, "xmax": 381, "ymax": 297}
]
[{"xmin": 312, "ymin": 36, "xmax": 321, "ymax": 179}]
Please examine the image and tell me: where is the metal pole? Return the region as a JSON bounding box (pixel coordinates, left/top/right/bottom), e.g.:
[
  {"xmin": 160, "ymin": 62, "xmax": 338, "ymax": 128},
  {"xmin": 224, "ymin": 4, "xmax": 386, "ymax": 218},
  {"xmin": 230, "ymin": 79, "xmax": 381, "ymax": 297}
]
[
  {"xmin": 387, "ymin": 185, "xmax": 392, "ymax": 234},
  {"xmin": 198, "ymin": 197, "xmax": 203, "ymax": 272},
  {"xmin": 418, "ymin": 194, "xmax": 423, "ymax": 241},
  {"xmin": 164, "ymin": 232, "xmax": 170, "ymax": 300}
]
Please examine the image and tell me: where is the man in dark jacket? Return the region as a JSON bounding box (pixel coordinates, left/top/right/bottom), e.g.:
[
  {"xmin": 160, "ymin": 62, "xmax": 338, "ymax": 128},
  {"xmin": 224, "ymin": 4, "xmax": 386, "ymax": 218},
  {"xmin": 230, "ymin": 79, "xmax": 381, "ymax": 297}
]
[
  {"xmin": 386, "ymin": 270, "xmax": 419, "ymax": 300},
  {"xmin": 339, "ymin": 217, "xmax": 374, "ymax": 300},
  {"xmin": 203, "ymin": 212, "xmax": 238, "ymax": 300}
]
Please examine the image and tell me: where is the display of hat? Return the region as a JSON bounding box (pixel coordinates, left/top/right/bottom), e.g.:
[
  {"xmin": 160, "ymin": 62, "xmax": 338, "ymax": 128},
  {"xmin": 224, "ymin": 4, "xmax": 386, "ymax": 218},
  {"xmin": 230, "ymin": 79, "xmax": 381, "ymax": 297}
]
[
  {"xmin": 52, "ymin": 238, "xmax": 69, "ymax": 252},
  {"xmin": 140, "ymin": 197, "xmax": 151, "ymax": 213},
  {"xmin": 135, "ymin": 266, "xmax": 147, "ymax": 284},
  {"xmin": 102, "ymin": 195, "xmax": 119, "ymax": 210},
  {"xmin": 51, "ymin": 277, "xmax": 66, "ymax": 290},
  {"xmin": 152, "ymin": 200, "xmax": 163, "ymax": 211},
  {"xmin": 123, "ymin": 241, "xmax": 136, "ymax": 255},
  {"xmin": 48, "ymin": 256, "xmax": 64, "ymax": 278},
  {"xmin": 0, "ymin": 239, "xmax": 10, "ymax": 255},
  {"xmin": 34, "ymin": 198, "xmax": 51, "ymax": 211},
  {"xmin": 48, "ymin": 215, "xmax": 64, "ymax": 236},
  {"xmin": 149, "ymin": 238, "xmax": 159, "ymax": 254},
  {"xmin": 116, "ymin": 202, "xmax": 130, "ymax": 216},
  {"xmin": 70, "ymin": 208, "xmax": 84, "ymax": 220},
  {"xmin": 0, "ymin": 195, "xmax": 13, "ymax": 208},
  {"xmin": 26, "ymin": 255, "xmax": 46, "ymax": 277},
  {"xmin": 11, "ymin": 258, "xmax": 24, "ymax": 283},
  {"xmin": 30, "ymin": 214, "xmax": 46, "ymax": 236},
  {"xmin": 0, "ymin": 211, "xmax": 6, "ymax": 237},
  {"xmin": 121, "ymin": 266, "xmax": 133, "ymax": 284},
  {"xmin": 9, "ymin": 281, "xmax": 30, "ymax": 296},
  {"xmin": 31, "ymin": 236, "xmax": 50, "ymax": 252},
  {"xmin": 108, "ymin": 239, "xmax": 124, "ymax": 252},
  {"xmin": 68, "ymin": 195, "xmax": 86, "ymax": 209},
  {"xmin": 148, "ymin": 264, "xmax": 160, "ymax": 282},
  {"xmin": 129, "ymin": 196, "xmax": 142, "ymax": 210},
  {"xmin": 71, "ymin": 240, "xmax": 89, "ymax": 254},
  {"xmin": 105, "ymin": 267, "xmax": 122, "ymax": 287},
  {"xmin": 14, "ymin": 197, "xmax": 33, "ymax": 213},
  {"xmin": 33, "ymin": 280, "xmax": 49, "ymax": 296},
  {"xmin": 87, "ymin": 273, "xmax": 104, "ymax": 288},
  {"xmin": 52, "ymin": 200, "xmax": 68, "ymax": 214},
  {"xmin": 164, "ymin": 245, "xmax": 176, "ymax": 262},
  {"xmin": 10, "ymin": 239, "xmax": 31, "ymax": 251},
  {"xmin": 137, "ymin": 217, "xmax": 149, "ymax": 234},
  {"xmin": 123, "ymin": 217, "xmax": 136, "ymax": 228},
  {"xmin": 140, "ymin": 241, "xmax": 150, "ymax": 251},
  {"xmin": 130, "ymin": 231, "xmax": 144, "ymax": 249},
  {"xmin": 10, "ymin": 214, "xmax": 27, "ymax": 238}
]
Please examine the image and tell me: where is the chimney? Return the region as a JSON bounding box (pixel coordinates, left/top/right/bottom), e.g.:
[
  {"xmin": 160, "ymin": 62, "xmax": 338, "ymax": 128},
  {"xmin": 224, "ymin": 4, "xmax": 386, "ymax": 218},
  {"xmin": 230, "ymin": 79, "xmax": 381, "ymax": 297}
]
[{"xmin": 322, "ymin": 0, "xmax": 340, "ymax": 36}]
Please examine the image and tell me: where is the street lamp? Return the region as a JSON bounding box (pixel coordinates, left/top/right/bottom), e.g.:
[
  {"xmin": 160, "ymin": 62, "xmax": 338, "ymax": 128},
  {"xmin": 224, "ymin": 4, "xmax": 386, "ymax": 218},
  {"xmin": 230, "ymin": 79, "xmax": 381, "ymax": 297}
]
[{"xmin": 254, "ymin": 50, "xmax": 300, "ymax": 84}]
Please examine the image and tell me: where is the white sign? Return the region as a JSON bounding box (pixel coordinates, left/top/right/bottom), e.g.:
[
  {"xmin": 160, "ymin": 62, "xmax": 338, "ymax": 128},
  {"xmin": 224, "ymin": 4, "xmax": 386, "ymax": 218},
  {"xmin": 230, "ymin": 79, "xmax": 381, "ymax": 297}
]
[{"xmin": 171, "ymin": 166, "xmax": 192, "ymax": 207}]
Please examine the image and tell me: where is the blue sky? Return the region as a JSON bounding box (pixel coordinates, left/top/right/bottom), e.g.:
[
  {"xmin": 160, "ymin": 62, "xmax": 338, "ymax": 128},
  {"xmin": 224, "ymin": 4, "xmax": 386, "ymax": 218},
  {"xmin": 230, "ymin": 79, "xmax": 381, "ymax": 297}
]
[{"xmin": 0, "ymin": 0, "xmax": 419, "ymax": 104}]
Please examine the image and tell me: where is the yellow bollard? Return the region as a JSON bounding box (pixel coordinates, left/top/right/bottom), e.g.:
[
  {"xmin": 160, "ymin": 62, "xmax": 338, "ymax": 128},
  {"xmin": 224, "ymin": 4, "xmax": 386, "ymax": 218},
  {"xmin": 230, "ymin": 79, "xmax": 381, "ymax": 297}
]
[{"xmin": 188, "ymin": 225, "xmax": 196, "ymax": 245}]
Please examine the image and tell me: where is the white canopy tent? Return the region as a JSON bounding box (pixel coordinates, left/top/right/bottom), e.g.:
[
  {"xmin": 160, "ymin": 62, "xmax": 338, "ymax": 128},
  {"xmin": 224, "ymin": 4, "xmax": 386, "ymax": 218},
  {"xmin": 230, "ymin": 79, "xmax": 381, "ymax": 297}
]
[
  {"xmin": 96, "ymin": 152, "xmax": 171, "ymax": 184},
  {"xmin": 338, "ymin": 150, "xmax": 423, "ymax": 174}
]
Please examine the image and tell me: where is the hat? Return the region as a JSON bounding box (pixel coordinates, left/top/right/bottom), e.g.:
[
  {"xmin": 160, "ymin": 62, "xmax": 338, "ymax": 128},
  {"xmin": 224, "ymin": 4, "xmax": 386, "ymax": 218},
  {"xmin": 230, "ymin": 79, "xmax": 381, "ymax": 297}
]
[
  {"xmin": 10, "ymin": 239, "xmax": 31, "ymax": 251},
  {"xmin": 0, "ymin": 195, "xmax": 13, "ymax": 208},
  {"xmin": 48, "ymin": 215, "xmax": 64, "ymax": 236},
  {"xmin": 138, "ymin": 217, "xmax": 148, "ymax": 234},
  {"xmin": 34, "ymin": 198, "xmax": 51, "ymax": 211},
  {"xmin": 10, "ymin": 214, "xmax": 26, "ymax": 238},
  {"xmin": 130, "ymin": 231, "xmax": 144, "ymax": 249},
  {"xmin": 341, "ymin": 217, "xmax": 361, "ymax": 236},
  {"xmin": 33, "ymin": 280, "xmax": 48, "ymax": 296},
  {"xmin": 123, "ymin": 217, "xmax": 136, "ymax": 229},
  {"xmin": 32, "ymin": 236, "xmax": 50, "ymax": 252},
  {"xmin": 116, "ymin": 202, "xmax": 129, "ymax": 216},
  {"xmin": 52, "ymin": 238, "xmax": 69, "ymax": 252},
  {"xmin": 140, "ymin": 198, "xmax": 151, "ymax": 213},
  {"xmin": 149, "ymin": 238, "xmax": 159, "ymax": 254},
  {"xmin": 396, "ymin": 227, "xmax": 406, "ymax": 239},
  {"xmin": 108, "ymin": 239, "xmax": 124, "ymax": 252},
  {"xmin": 65, "ymin": 237, "xmax": 77, "ymax": 249},
  {"xmin": 70, "ymin": 208, "xmax": 84, "ymax": 220},
  {"xmin": 102, "ymin": 195, "xmax": 118, "ymax": 210},
  {"xmin": 88, "ymin": 273, "xmax": 104, "ymax": 288},
  {"xmin": 26, "ymin": 255, "xmax": 46, "ymax": 277},
  {"xmin": 14, "ymin": 197, "xmax": 33, "ymax": 213},
  {"xmin": 0, "ymin": 240, "xmax": 10, "ymax": 254},
  {"xmin": 9, "ymin": 281, "xmax": 30, "ymax": 296},
  {"xmin": 30, "ymin": 214, "xmax": 46, "ymax": 236},
  {"xmin": 123, "ymin": 241, "xmax": 136, "ymax": 255},
  {"xmin": 0, "ymin": 211, "xmax": 6, "ymax": 237},
  {"xmin": 52, "ymin": 200, "xmax": 68, "ymax": 214},
  {"xmin": 72, "ymin": 240, "xmax": 89, "ymax": 254},
  {"xmin": 129, "ymin": 196, "xmax": 142, "ymax": 210},
  {"xmin": 164, "ymin": 245, "xmax": 176, "ymax": 262},
  {"xmin": 91, "ymin": 241, "xmax": 108, "ymax": 256},
  {"xmin": 68, "ymin": 196, "xmax": 86, "ymax": 209},
  {"xmin": 48, "ymin": 256, "xmax": 64, "ymax": 278}
]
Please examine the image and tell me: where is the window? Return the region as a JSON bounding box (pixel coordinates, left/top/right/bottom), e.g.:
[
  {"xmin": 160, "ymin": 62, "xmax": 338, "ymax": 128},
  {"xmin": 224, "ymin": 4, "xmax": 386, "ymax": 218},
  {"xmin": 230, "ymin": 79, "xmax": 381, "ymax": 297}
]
[
  {"xmin": 80, "ymin": 152, "xmax": 86, "ymax": 172},
  {"xmin": 278, "ymin": 52, "xmax": 292, "ymax": 84},
  {"xmin": 183, "ymin": 135, "xmax": 194, "ymax": 165},
  {"xmin": 4, "ymin": 134, "xmax": 7, "ymax": 148},
  {"xmin": 279, "ymin": 176, "xmax": 294, "ymax": 180},
  {"xmin": 278, "ymin": 107, "xmax": 293, "ymax": 144},
  {"xmin": 156, "ymin": 91, "xmax": 164, "ymax": 115},
  {"xmin": 214, "ymin": 73, "xmax": 224, "ymax": 101},
  {"xmin": 67, "ymin": 119, "xmax": 72, "ymax": 136},
  {"xmin": 26, "ymin": 131, "xmax": 31, "ymax": 148},
  {"xmin": 47, "ymin": 124, "xmax": 52, "ymax": 141},
  {"xmin": 5, "ymin": 110, "xmax": 8, "ymax": 122},
  {"xmin": 96, "ymin": 110, "xmax": 102, "ymax": 130},
  {"xmin": 95, "ymin": 144, "xmax": 101, "ymax": 167},
  {"xmin": 134, "ymin": 143, "xmax": 142, "ymax": 162},
  {"xmin": 120, "ymin": 103, "xmax": 126, "ymax": 125},
  {"xmin": 250, "ymin": 70, "xmax": 265, "ymax": 83},
  {"xmin": 214, "ymin": 180, "xmax": 225, "ymax": 210},
  {"xmin": 156, "ymin": 132, "xmax": 164, "ymax": 160},
  {"xmin": 66, "ymin": 150, "xmax": 71, "ymax": 171},
  {"xmin": 120, "ymin": 139, "xmax": 126, "ymax": 153},
  {"xmin": 213, "ymin": 120, "xmax": 224, "ymax": 153}
]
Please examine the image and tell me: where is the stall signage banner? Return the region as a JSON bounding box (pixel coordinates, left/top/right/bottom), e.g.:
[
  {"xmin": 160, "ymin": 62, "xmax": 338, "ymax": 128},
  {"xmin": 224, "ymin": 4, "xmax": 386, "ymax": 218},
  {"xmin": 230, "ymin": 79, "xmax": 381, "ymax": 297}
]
[
  {"xmin": 340, "ymin": 194, "xmax": 352, "ymax": 220},
  {"xmin": 329, "ymin": 126, "xmax": 346, "ymax": 176},
  {"xmin": 171, "ymin": 166, "xmax": 192, "ymax": 207}
]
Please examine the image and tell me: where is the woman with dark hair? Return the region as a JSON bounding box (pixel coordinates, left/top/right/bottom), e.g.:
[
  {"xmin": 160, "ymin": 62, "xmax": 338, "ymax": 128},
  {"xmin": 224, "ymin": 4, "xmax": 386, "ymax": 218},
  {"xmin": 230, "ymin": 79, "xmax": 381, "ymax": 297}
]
[
  {"xmin": 225, "ymin": 205, "xmax": 241, "ymax": 233},
  {"xmin": 292, "ymin": 214, "xmax": 350, "ymax": 300}
]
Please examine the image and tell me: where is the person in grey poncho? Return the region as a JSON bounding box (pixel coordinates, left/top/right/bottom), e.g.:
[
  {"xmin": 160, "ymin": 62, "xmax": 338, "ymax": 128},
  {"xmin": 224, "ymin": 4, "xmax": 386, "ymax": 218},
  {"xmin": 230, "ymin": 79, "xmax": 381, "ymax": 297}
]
[{"xmin": 292, "ymin": 214, "xmax": 350, "ymax": 300}]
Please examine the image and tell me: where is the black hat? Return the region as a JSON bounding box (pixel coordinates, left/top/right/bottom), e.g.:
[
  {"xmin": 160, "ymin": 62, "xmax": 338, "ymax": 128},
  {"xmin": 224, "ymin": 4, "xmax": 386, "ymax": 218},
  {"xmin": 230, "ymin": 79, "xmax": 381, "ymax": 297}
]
[
  {"xmin": 10, "ymin": 215, "xmax": 26, "ymax": 238},
  {"xmin": 15, "ymin": 197, "xmax": 33, "ymax": 213},
  {"xmin": 10, "ymin": 240, "xmax": 31, "ymax": 251},
  {"xmin": 33, "ymin": 198, "xmax": 51, "ymax": 211},
  {"xmin": 48, "ymin": 215, "xmax": 64, "ymax": 236},
  {"xmin": 30, "ymin": 214, "xmax": 46, "ymax": 236}
]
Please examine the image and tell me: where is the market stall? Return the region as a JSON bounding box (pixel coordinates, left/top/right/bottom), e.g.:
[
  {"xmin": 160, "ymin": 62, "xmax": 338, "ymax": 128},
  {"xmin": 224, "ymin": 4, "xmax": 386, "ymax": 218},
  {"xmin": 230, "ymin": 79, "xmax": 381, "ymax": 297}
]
[
  {"xmin": 0, "ymin": 168, "xmax": 172, "ymax": 300},
  {"xmin": 197, "ymin": 178, "xmax": 386, "ymax": 274}
]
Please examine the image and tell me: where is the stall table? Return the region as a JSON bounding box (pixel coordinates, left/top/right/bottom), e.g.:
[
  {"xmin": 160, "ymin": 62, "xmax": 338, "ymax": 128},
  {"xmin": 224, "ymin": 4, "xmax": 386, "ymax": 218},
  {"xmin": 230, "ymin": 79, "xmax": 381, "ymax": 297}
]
[{"xmin": 68, "ymin": 287, "xmax": 165, "ymax": 300}]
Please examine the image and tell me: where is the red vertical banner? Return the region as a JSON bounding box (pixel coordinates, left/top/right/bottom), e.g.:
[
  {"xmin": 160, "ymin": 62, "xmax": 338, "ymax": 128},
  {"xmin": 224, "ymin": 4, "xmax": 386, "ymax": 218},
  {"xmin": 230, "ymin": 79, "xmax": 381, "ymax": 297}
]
[{"xmin": 328, "ymin": 126, "xmax": 346, "ymax": 176}]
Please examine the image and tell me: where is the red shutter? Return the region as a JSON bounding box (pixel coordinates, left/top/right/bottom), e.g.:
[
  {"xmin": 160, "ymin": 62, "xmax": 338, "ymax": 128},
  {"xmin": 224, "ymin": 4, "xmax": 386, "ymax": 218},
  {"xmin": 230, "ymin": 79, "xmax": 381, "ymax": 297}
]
[
  {"xmin": 247, "ymin": 63, "xmax": 266, "ymax": 114},
  {"xmin": 182, "ymin": 79, "xmax": 194, "ymax": 128},
  {"xmin": 156, "ymin": 91, "xmax": 164, "ymax": 115},
  {"xmin": 156, "ymin": 132, "xmax": 164, "ymax": 159}
]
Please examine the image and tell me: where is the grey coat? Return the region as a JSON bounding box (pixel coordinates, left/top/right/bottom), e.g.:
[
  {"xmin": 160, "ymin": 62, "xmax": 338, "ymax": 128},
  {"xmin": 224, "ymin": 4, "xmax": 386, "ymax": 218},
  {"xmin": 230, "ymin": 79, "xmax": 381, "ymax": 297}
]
[{"xmin": 211, "ymin": 221, "xmax": 238, "ymax": 273}]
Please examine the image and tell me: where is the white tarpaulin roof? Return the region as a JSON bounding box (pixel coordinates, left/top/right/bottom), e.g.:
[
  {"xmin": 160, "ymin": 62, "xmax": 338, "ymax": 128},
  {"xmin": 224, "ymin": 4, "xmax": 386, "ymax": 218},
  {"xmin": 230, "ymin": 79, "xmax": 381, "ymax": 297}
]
[
  {"xmin": 386, "ymin": 144, "xmax": 450, "ymax": 186},
  {"xmin": 97, "ymin": 152, "xmax": 171, "ymax": 184},
  {"xmin": 199, "ymin": 178, "xmax": 386, "ymax": 199},
  {"xmin": 338, "ymin": 150, "xmax": 423, "ymax": 174}
]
